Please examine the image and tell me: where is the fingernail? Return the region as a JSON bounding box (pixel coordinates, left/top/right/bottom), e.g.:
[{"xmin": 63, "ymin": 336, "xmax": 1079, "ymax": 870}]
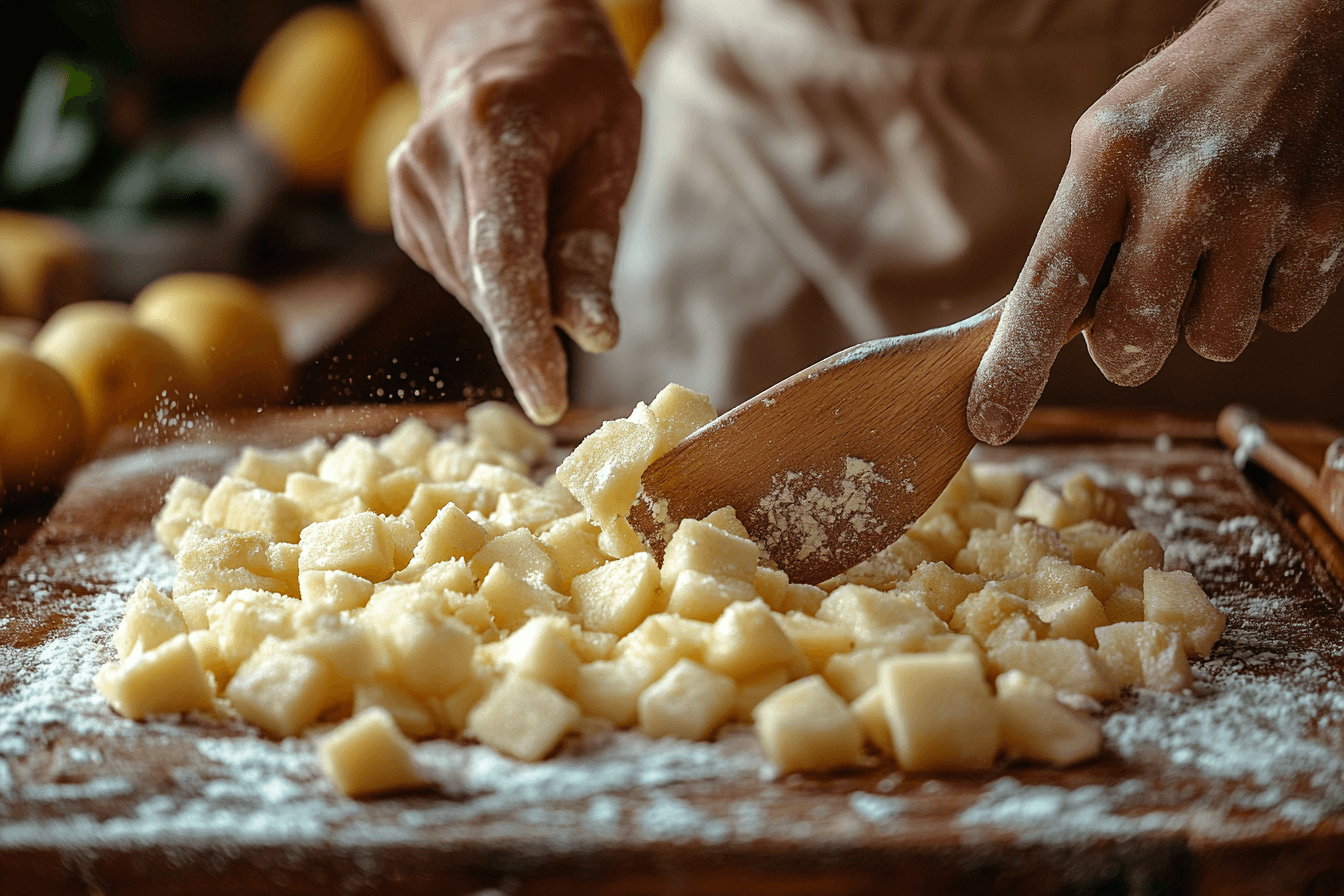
[{"xmin": 971, "ymin": 400, "xmax": 1016, "ymax": 445}]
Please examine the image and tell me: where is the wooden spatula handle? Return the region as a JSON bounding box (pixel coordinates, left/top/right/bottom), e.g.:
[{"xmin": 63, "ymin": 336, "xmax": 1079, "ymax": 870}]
[{"xmin": 1217, "ymin": 404, "xmax": 1344, "ymax": 543}]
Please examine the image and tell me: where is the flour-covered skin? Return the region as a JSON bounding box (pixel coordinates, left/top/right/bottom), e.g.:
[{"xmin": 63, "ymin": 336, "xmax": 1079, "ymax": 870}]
[
  {"xmin": 371, "ymin": 0, "xmax": 641, "ymax": 424},
  {"xmin": 970, "ymin": 0, "xmax": 1344, "ymax": 446}
]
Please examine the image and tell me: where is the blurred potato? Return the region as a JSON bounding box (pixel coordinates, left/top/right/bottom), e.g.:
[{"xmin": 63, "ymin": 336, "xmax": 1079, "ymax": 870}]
[
  {"xmin": 0, "ymin": 345, "xmax": 85, "ymax": 499},
  {"xmin": 132, "ymin": 272, "xmax": 289, "ymax": 407},
  {"xmin": 32, "ymin": 302, "xmax": 197, "ymax": 445},
  {"xmin": 237, "ymin": 6, "xmax": 396, "ymax": 189},
  {"xmin": 0, "ymin": 211, "xmax": 95, "ymax": 318},
  {"xmin": 346, "ymin": 79, "xmax": 420, "ymax": 232}
]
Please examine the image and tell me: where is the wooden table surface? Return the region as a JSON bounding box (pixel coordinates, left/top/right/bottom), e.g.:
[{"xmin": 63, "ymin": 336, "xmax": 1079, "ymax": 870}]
[{"xmin": 1, "ymin": 405, "xmax": 1343, "ymax": 895}]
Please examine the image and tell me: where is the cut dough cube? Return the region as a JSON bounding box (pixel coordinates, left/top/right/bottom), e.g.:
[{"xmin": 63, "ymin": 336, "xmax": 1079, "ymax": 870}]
[
  {"xmin": 466, "ymin": 400, "xmax": 553, "ymax": 465},
  {"xmin": 879, "ymin": 652, "xmax": 999, "ymax": 772},
  {"xmin": 207, "ymin": 589, "xmax": 299, "ymax": 670},
  {"xmin": 660, "ymin": 517, "xmax": 760, "ymax": 593},
  {"xmin": 469, "ymin": 529, "xmax": 561, "ymax": 591},
  {"xmin": 95, "ymin": 634, "xmax": 215, "ymax": 719},
  {"xmin": 901, "ymin": 561, "xmax": 984, "ymax": 623},
  {"xmin": 995, "ymin": 670, "xmax": 1102, "ymax": 766},
  {"xmin": 386, "ymin": 612, "xmax": 476, "ymax": 696},
  {"xmin": 230, "ymin": 438, "xmax": 326, "ymax": 492},
  {"xmin": 113, "ymin": 579, "xmax": 188, "ymax": 659},
  {"xmin": 318, "ymin": 433, "xmax": 394, "ymax": 492},
  {"xmin": 987, "ymin": 639, "xmax": 1119, "ymax": 702},
  {"xmin": 1060, "ymin": 520, "xmax": 1126, "ymax": 570},
  {"xmin": 502, "ymin": 616, "xmax": 580, "ymax": 695},
  {"xmin": 201, "ymin": 475, "xmax": 254, "ymax": 529},
  {"xmin": 754, "ymin": 676, "xmax": 863, "ymax": 774},
  {"xmin": 173, "ymin": 523, "xmax": 293, "ymax": 596},
  {"xmin": 955, "ymin": 500, "xmax": 1017, "ymax": 534},
  {"xmin": 321, "ymin": 707, "xmax": 426, "ymax": 797},
  {"xmin": 702, "ymin": 506, "xmax": 751, "ymax": 540},
  {"xmin": 175, "ymin": 588, "xmax": 224, "ymax": 632},
  {"xmin": 539, "ymin": 514, "xmax": 607, "ymax": 590},
  {"xmin": 906, "ymin": 511, "xmax": 966, "ymax": 563},
  {"xmin": 957, "ymin": 522, "xmax": 1071, "ymax": 579},
  {"xmin": 1030, "ymin": 556, "xmax": 1113, "ymax": 604},
  {"xmin": 290, "ymin": 613, "xmax": 378, "ymax": 683},
  {"xmin": 1103, "ymin": 583, "xmax": 1146, "ymax": 624},
  {"xmin": 665, "ymin": 569, "xmax": 755, "ymax": 622},
  {"xmin": 824, "ymin": 646, "xmax": 902, "ymax": 702},
  {"xmin": 851, "ymin": 685, "xmax": 894, "ymax": 756},
  {"xmin": 703, "ymin": 600, "xmax": 797, "ymax": 680},
  {"xmin": 371, "ymin": 466, "xmax": 424, "ymax": 516},
  {"xmin": 378, "ymin": 417, "xmax": 438, "ymax": 470},
  {"xmin": 555, "ymin": 417, "xmax": 657, "ymax": 527},
  {"xmin": 950, "ymin": 586, "xmax": 1044, "ymax": 647},
  {"xmin": 776, "ymin": 612, "xmax": 853, "ymax": 672},
  {"xmin": 638, "ymin": 658, "xmax": 735, "ymax": 740},
  {"xmin": 570, "ymin": 552, "xmax": 661, "ymax": 636},
  {"xmin": 574, "ymin": 655, "xmax": 662, "ymax": 727},
  {"xmin": 597, "ymin": 516, "xmax": 647, "ymax": 559},
  {"xmin": 646, "ymin": 383, "xmax": 716, "ymax": 455},
  {"xmin": 1032, "ymin": 585, "xmax": 1108, "ymax": 647},
  {"xmin": 835, "ymin": 538, "xmax": 931, "ymax": 591},
  {"xmin": 283, "ymin": 472, "xmax": 367, "ymax": 522},
  {"xmin": 414, "ymin": 503, "xmax": 488, "ymax": 566},
  {"xmin": 475, "ymin": 564, "xmax": 565, "ymax": 632},
  {"xmin": 153, "ymin": 476, "xmax": 210, "ymax": 553},
  {"xmin": 1095, "ymin": 621, "xmax": 1193, "ymax": 691},
  {"xmin": 188, "ymin": 629, "xmax": 230, "ymax": 688},
  {"xmin": 492, "ymin": 488, "xmax": 575, "ymax": 533},
  {"xmin": 467, "ymin": 675, "xmax": 580, "ymax": 761},
  {"xmin": 433, "ymin": 672, "xmax": 491, "ymax": 733},
  {"xmin": 1097, "ymin": 529, "xmax": 1165, "ymax": 589},
  {"xmin": 400, "ymin": 483, "xmax": 485, "ymax": 530},
  {"xmin": 817, "ymin": 584, "xmax": 944, "ymax": 645},
  {"xmin": 969, "ymin": 463, "xmax": 1027, "ymax": 508},
  {"xmin": 222, "ymin": 484, "xmax": 305, "ymax": 543},
  {"xmin": 353, "ymin": 680, "xmax": 437, "ymax": 738},
  {"xmin": 1142, "ymin": 568, "xmax": 1225, "ymax": 657},
  {"xmin": 779, "ymin": 582, "xmax": 826, "ymax": 616},
  {"xmin": 299, "ymin": 511, "xmax": 395, "ymax": 582},
  {"xmin": 298, "ymin": 569, "xmax": 374, "ymax": 612},
  {"xmin": 617, "ymin": 613, "xmax": 711, "ymax": 677},
  {"xmin": 416, "ymin": 558, "xmax": 476, "ymax": 596},
  {"xmin": 225, "ymin": 648, "xmax": 330, "ymax": 738},
  {"xmin": 733, "ymin": 666, "xmax": 790, "ymax": 722},
  {"xmin": 752, "ymin": 566, "xmax": 789, "ymax": 610},
  {"xmin": 466, "ymin": 463, "xmax": 536, "ymax": 505}
]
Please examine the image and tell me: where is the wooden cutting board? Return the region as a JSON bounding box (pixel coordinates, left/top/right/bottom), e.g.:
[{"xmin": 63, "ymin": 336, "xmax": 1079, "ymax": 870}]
[{"xmin": 1, "ymin": 406, "xmax": 1342, "ymax": 895}]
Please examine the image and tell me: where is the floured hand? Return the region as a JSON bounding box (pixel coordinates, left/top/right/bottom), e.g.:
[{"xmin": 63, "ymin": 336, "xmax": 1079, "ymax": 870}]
[
  {"xmin": 969, "ymin": 0, "xmax": 1344, "ymax": 445},
  {"xmin": 382, "ymin": 0, "xmax": 640, "ymax": 424}
]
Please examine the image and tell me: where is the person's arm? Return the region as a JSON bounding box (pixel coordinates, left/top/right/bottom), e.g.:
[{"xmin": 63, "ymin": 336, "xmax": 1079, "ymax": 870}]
[
  {"xmin": 366, "ymin": 0, "xmax": 641, "ymax": 424},
  {"xmin": 968, "ymin": 0, "xmax": 1344, "ymax": 445}
]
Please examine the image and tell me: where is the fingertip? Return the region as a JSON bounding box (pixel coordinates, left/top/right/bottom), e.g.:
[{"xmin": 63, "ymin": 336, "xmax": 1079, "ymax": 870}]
[
  {"xmin": 495, "ymin": 329, "xmax": 570, "ymax": 427},
  {"xmin": 967, "ymin": 397, "xmax": 1023, "ymax": 446}
]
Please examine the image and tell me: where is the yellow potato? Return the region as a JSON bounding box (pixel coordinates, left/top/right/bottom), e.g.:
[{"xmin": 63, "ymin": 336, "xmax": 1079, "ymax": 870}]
[
  {"xmin": 346, "ymin": 79, "xmax": 419, "ymax": 232},
  {"xmin": 32, "ymin": 301, "xmax": 197, "ymax": 444},
  {"xmin": 0, "ymin": 345, "xmax": 85, "ymax": 498},
  {"xmin": 238, "ymin": 6, "xmax": 396, "ymax": 189},
  {"xmin": 0, "ymin": 210, "xmax": 95, "ymax": 318},
  {"xmin": 131, "ymin": 273, "xmax": 289, "ymax": 407}
]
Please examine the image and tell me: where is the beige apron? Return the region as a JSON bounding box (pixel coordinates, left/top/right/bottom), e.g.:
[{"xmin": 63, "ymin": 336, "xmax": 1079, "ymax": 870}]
[{"xmin": 575, "ymin": 0, "xmax": 1344, "ymax": 427}]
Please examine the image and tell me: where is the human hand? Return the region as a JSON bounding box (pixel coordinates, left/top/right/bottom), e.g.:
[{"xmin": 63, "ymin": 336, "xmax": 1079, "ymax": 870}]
[
  {"xmin": 387, "ymin": 0, "xmax": 640, "ymax": 424},
  {"xmin": 969, "ymin": 0, "xmax": 1344, "ymax": 445}
]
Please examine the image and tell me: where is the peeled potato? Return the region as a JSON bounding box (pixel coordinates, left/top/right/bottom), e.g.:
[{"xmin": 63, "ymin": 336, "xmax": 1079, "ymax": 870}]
[
  {"xmin": 0, "ymin": 210, "xmax": 95, "ymax": 318},
  {"xmin": 238, "ymin": 6, "xmax": 396, "ymax": 189},
  {"xmin": 346, "ymin": 79, "xmax": 419, "ymax": 232},
  {"xmin": 0, "ymin": 346, "xmax": 85, "ymax": 498},
  {"xmin": 32, "ymin": 302, "xmax": 197, "ymax": 444},
  {"xmin": 132, "ymin": 273, "xmax": 289, "ymax": 407}
]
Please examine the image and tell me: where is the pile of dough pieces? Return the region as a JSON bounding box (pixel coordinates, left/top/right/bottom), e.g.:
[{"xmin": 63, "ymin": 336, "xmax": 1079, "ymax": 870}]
[{"xmin": 97, "ymin": 385, "xmax": 1225, "ymax": 797}]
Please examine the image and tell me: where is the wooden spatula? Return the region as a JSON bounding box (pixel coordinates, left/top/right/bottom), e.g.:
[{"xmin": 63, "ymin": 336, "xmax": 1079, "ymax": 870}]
[{"xmin": 628, "ymin": 297, "xmax": 1092, "ymax": 585}]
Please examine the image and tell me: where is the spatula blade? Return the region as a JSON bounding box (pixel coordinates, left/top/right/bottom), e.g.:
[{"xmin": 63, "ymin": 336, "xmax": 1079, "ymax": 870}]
[{"xmin": 630, "ymin": 308, "xmax": 1001, "ymax": 584}]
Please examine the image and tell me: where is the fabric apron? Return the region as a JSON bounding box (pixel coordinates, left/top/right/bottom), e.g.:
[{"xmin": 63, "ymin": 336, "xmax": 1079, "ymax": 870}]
[{"xmin": 574, "ymin": 0, "xmax": 1344, "ymax": 427}]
